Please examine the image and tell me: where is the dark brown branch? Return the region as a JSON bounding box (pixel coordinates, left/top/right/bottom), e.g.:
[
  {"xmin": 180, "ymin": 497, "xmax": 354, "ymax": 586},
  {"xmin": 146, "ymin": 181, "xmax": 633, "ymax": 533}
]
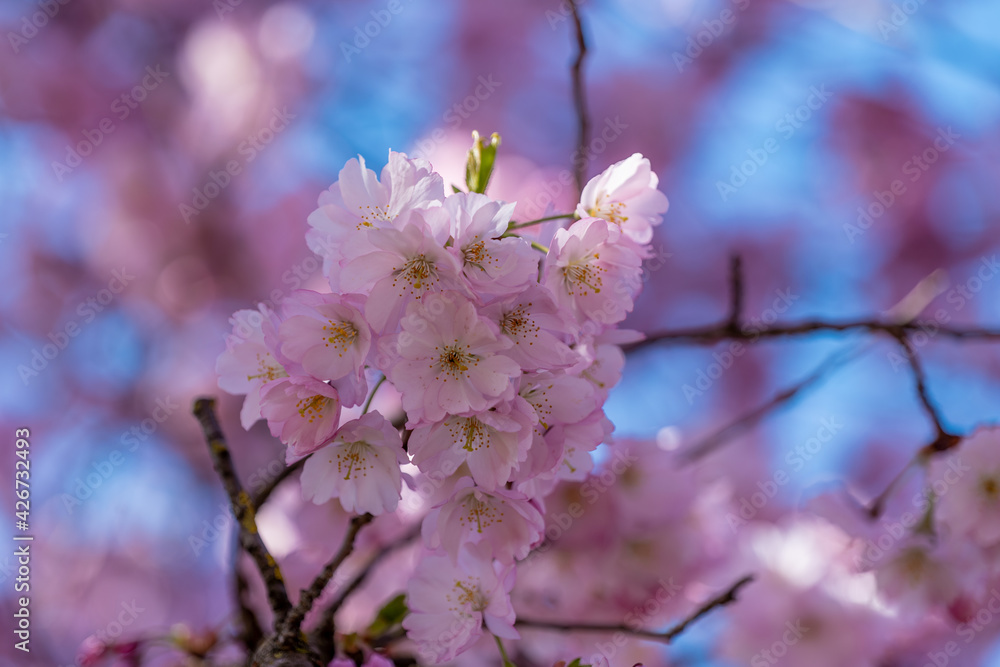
[
  {"xmin": 726, "ymin": 255, "xmax": 744, "ymax": 334},
  {"xmin": 679, "ymin": 345, "xmax": 870, "ymax": 464},
  {"xmin": 567, "ymin": 0, "xmax": 590, "ymax": 197},
  {"xmin": 310, "ymin": 523, "xmax": 422, "ymax": 664},
  {"xmin": 234, "ymin": 559, "xmax": 266, "ymax": 654},
  {"xmin": 627, "ymin": 319, "xmax": 1000, "ymax": 352},
  {"xmin": 516, "ymin": 574, "xmax": 754, "ymax": 644},
  {"xmin": 253, "ymin": 458, "xmax": 305, "ymax": 509},
  {"xmin": 194, "ymin": 398, "xmax": 292, "ymax": 619},
  {"xmin": 891, "ymin": 334, "xmax": 953, "ymax": 439},
  {"xmin": 277, "ymin": 514, "xmax": 374, "ymax": 644}
]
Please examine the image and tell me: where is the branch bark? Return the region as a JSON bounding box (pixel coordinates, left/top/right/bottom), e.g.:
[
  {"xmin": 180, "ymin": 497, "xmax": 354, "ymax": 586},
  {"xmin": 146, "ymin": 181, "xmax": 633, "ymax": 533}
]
[{"xmin": 516, "ymin": 574, "xmax": 754, "ymax": 644}]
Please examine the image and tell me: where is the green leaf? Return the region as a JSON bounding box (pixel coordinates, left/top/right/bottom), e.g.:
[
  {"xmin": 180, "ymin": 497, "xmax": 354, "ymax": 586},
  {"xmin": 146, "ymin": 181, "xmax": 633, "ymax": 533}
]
[
  {"xmin": 366, "ymin": 593, "xmax": 408, "ymax": 637},
  {"xmin": 566, "ymin": 659, "xmax": 592, "ymax": 667},
  {"xmin": 465, "ymin": 130, "xmax": 501, "ymax": 194}
]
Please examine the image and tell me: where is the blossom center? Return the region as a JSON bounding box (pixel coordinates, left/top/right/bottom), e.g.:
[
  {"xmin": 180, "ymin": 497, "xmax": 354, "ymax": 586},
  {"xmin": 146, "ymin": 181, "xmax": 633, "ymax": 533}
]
[
  {"xmin": 395, "ymin": 254, "xmax": 437, "ymax": 290},
  {"xmin": 323, "ymin": 320, "xmax": 358, "ymax": 355},
  {"xmin": 589, "ymin": 196, "xmax": 629, "ymax": 226},
  {"xmin": 563, "ymin": 259, "xmax": 604, "ymax": 296},
  {"xmin": 500, "ymin": 303, "xmax": 537, "ymax": 339},
  {"xmin": 357, "ymin": 203, "xmax": 392, "ymax": 229},
  {"xmin": 247, "ymin": 353, "xmax": 285, "ymax": 383},
  {"xmin": 460, "ymin": 493, "xmax": 503, "ymax": 533},
  {"xmin": 335, "ymin": 441, "xmax": 374, "ymax": 480},
  {"xmin": 297, "ymin": 394, "xmax": 330, "ymax": 424},
  {"xmin": 448, "ymin": 578, "xmax": 488, "ymax": 612},
  {"xmin": 980, "ymin": 476, "xmax": 1000, "ymax": 500},
  {"xmin": 437, "ymin": 344, "xmax": 476, "ymax": 377}
]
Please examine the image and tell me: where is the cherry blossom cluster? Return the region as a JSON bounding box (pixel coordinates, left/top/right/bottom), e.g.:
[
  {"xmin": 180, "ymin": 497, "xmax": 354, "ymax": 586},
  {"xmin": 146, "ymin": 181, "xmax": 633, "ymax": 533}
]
[{"xmin": 216, "ymin": 147, "xmax": 669, "ymax": 663}]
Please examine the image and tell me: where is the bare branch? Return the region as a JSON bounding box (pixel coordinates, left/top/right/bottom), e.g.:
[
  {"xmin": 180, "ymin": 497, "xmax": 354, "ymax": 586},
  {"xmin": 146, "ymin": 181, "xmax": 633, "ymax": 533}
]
[
  {"xmin": 516, "ymin": 575, "xmax": 754, "ymax": 644},
  {"xmin": 277, "ymin": 515, "xmax": 374, "ymax": 644},
  {"xmin": 726, "ymin": 255, "xmax": 744, "ymax": 334},
  {"xmin": 310, "ymin": 524, "xmax": 422, "ymax": 664},
  {"xmin": 679, "ymin": 344, "xmax": 870, "ymax": 464},
  {"xmin": 253, "ymin": 458, "xmax": 305, "ymax": 509},
  {"xmin": 567, "ymin": 0, "xmax": 590, "ymax": 197},
  {"xmin": 194, "ymin": 398, "xmax": 292, "ymax": 619},
  {"xmin": 627, "ymin": 319, "xmax": 1000, "ymax": 352}
]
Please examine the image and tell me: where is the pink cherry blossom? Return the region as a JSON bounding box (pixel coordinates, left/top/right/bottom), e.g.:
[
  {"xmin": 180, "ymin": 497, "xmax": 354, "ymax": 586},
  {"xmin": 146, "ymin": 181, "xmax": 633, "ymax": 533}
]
[
  {"xmin": 341, "ymin": 216, "xmax": 465, "ymax": 332},
  {"xmin": 577, "ymin": 152, "xmax": 669, "ymax": 245},
  {"xmin": 259, "ymin": 376, "xmax": 342, "ymax": 462},
  {"xmin": 480, "ymin": 284, "xmax": 578, "ymax": 371},
  {"xmin": 408, "ymin": 396, "xmax": 537, "ymax": 490},
  {"xmin": 278, "ymin": 290, "xmax": 372, "ymax": 381},
  {"xmin": 443, "ymin": 192, "xmax": 538, "ymax": 296},
  {"xmin": 931, "ymin": 427, "xmax": 1000, "ymax": 548},
  {"xmin": 383, "ymin": 293, "xmax": 521, "ymax": 424},
  {"xmin": 216, "ymin": 304, "xmax": 287, "ymax": 430},
  {"xmin": 423, "ymin": 477, "xmax": 545, "ymax": 564},
  {"xmin": 873, "ymin": 533, "xmax": 987, "ymax": 615},
  {"xmin": 403, "ymin": 544, "xmax": 518, "ymax": 664},
  {"xmin": 300, "ymin": 411, "xmax": 407, "ymax": 515},
  {"xmin": 518, "ymin": 371, "xmax": 597, "ymax": 430},
  {"xmin": 542, "ymin": 217, "xmax": 643, "ymax": 327},
  {"xmin": 306, "ymin": 151, "xmax": 444, "ymax": 290}
]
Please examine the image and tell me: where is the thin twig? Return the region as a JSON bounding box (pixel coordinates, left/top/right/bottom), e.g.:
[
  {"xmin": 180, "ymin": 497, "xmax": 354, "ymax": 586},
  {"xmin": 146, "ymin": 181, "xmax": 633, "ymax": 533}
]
[
  {"xmin": 567, "ymin": 0, "xmax": 590, "ymax": 197},
  {"xmin": 679, "ymin": 344, "xmax": 871, "ymax": 464},
  {"xmin": 626, "ymin": 319, "xmax": 1000, "ymax": 352},
  {"xmin": 726, "ymin": 255, "xmax": 744, "ymax": 333},
  {"xmin": 891, "ymin": 334, "xmax": 953, "ymax": 439},
  {"xmin": 506, "ymin": 213, "xmax": 576, "ymax": 232},
  {"xmin": 309, "ymin": 524, "xmax": 421, "ymax": 663},
  {"xmin": 233, "ymin": 559, "xmax": 265, "ymax": 654},
  {"xmin": 253, "ymin": 458, "xmax": 305, "ymax": 509},
  {"xmin": 516, "ymin": 575, "xmax": 754, "ymax": 644},
  {"xmin": 277, "ymin": 514, "xmax": 374, "ymax": 643},
  {"xmin": 194, "ymin": 398, "xmax": 292, "ymax": 619}
]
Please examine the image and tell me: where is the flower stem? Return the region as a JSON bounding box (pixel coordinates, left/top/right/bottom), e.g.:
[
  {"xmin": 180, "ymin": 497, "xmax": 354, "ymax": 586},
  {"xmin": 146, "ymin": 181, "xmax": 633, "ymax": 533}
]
[
  {"xmin": 362, "ymin": 375, "xmax": 387, "ymax": 414},
  {"xmin": 494, "ymin": 635, "xmax": 515, "ymax": 667},
  {"xmin": 506, "ymin": 213, "xmax": 576, "ymax": 232}
]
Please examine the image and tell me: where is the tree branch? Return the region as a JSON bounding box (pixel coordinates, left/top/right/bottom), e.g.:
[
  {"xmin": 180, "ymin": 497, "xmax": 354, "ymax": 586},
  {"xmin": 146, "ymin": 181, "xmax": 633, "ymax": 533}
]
[
  {"xmin": 253, "ymin": 458, "xmax": 305, "ymax": 509},
  {"xmin": 567, "ymin": 0, "xmax": 590, "ymax": 197},
  {"xmin": 277, "ymin": 514, "xmax": 374, "ymax": 644},
  {"xmin": 627, "ymin": 319, "xmax": 1000, "ymax": 352},
  {"xmin": 516, "ymin": 574, "xmax": 754, "ymax": 644},
  {"xmin": 679, "ymin": 344, "xmax": 870, "ymax": 464},
  {"xmin": 726, "ymin": 254, "xmax": 744, "ymax": 334},
  {"xmin": 194, "ymin": 398, "xmax": 292, "ymax": 620}
]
